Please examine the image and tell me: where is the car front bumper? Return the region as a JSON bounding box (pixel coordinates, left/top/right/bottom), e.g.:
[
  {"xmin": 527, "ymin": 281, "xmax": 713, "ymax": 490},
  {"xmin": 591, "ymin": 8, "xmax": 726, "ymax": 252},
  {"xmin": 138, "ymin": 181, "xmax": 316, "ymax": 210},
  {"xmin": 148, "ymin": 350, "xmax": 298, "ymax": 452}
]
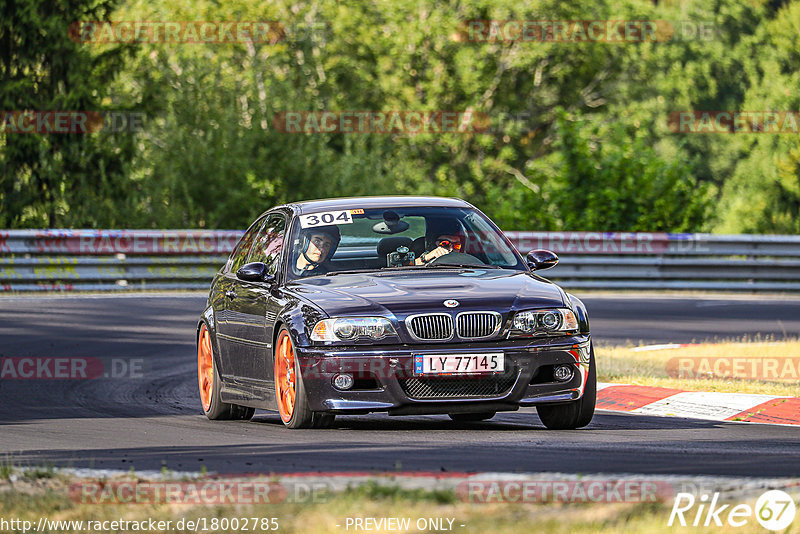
[{"xmin": 293, "ymin": 335, "xmax": 592, "ymax": 415}]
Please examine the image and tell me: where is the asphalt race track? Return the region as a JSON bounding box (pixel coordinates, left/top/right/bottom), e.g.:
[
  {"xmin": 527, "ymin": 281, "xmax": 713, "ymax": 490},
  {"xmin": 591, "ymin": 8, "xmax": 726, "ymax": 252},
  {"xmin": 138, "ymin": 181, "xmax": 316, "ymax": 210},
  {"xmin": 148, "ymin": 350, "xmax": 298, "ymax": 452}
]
[{"xmin": 0, "ymin": 293, "xmax": 798, "ymax": 477}]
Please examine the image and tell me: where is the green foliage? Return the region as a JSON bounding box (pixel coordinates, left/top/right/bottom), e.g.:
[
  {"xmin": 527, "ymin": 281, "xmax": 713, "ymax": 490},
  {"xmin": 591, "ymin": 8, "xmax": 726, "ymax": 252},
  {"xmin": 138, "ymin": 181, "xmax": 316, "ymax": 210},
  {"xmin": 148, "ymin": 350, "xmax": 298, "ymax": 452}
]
[
  {"xmin": 715, "ymin": 1, "xmax": 800, "ymax": 233},
  {"xmin": 544, "ymin": 111, "xmax": 711, "ymax": 231},
  {"xmin": 1, "ymin": 0, "xmax": 798, "ymax": 232},
  {"xmin": 0, "ymin": 0, "xmax": 136, "ymax": 227}
]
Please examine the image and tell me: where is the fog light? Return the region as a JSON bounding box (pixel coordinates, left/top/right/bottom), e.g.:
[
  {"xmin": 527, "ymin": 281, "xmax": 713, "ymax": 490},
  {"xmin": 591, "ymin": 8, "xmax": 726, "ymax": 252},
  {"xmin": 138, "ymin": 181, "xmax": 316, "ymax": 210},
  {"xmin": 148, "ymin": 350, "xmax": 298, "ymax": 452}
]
[
  {"xmin": 554, "ymin": 365, "xmax": 574, "ymax": 382},
  {"xmin": 333, "ymin": 373, "xmax": 354, "ymax": 390}
]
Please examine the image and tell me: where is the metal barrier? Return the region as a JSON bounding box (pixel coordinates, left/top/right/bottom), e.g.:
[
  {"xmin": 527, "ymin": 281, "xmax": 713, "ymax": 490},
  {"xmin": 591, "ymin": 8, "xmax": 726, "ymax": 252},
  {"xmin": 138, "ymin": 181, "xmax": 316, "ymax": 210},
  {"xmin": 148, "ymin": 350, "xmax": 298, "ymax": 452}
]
[
  {"xmin": 1, "ymin": 229, "xmax": 799, "ymax": 291},
  {"xmin": 506, "ymin": 232, "xmax": 800, "ymax": 291},
  {"xmin": 0, "ymin": 230, "xmax": 236, "ymax": 291}
]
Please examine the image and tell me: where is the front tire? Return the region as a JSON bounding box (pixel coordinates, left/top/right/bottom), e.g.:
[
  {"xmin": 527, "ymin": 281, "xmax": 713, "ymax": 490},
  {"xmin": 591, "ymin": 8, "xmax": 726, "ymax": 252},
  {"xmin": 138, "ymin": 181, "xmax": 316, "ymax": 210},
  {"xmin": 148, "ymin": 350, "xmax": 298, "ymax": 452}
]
[
  {"xmin": 536, "ymin": 344, "xmax": 596, "ymax": 430},
  {"xmin": 274, "ymin": 327, "xmax": 335, "ymax": 429},
  {"xmin": 197, "ymin": 323, "xmax": 255, "ymax": 421}
]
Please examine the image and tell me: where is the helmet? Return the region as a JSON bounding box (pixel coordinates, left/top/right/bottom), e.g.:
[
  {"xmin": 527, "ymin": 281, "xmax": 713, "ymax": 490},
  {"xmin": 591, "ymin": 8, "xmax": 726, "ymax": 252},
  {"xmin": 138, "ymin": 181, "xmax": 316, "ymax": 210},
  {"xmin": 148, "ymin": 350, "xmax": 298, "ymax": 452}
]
[
  {"xmin": 300, "ymin": 225, "xmax": 341, "ymax": 264},
  {"xmin": 425, "ymin": 217, "xmax": 467, "ymax": 252}
]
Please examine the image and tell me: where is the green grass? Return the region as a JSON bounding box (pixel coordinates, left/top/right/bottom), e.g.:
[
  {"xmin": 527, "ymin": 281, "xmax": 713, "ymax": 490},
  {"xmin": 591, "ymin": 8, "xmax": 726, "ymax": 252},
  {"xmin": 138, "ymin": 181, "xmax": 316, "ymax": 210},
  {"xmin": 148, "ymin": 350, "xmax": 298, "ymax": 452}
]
[
  {"xmin": 23, "ymin": 464, "xmax": 56, "ymax": 480},
  {"xmin": 340, "ymin": 480, "xmax": 458, "ymax": 505},
  {"xmin": 0, "ymin": 457, "xmax": 14, "ymax": 480}
]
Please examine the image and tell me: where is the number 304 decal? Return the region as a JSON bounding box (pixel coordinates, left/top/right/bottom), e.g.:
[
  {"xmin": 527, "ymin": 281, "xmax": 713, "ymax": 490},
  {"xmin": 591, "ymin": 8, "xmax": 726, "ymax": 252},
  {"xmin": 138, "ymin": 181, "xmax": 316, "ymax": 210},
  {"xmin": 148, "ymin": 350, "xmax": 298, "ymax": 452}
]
[{"xmin": 299, "ymin": 210, "xmax": 354, "ymax": 229}]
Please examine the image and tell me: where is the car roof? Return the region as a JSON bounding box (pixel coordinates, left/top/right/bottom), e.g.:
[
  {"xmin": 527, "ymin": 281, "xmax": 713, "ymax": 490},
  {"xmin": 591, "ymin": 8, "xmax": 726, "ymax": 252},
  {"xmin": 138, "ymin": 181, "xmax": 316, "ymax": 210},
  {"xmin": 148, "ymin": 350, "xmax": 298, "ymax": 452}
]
[{"xmin": 279, "ymin": 196, "xmax": 473, "ymax": 215}]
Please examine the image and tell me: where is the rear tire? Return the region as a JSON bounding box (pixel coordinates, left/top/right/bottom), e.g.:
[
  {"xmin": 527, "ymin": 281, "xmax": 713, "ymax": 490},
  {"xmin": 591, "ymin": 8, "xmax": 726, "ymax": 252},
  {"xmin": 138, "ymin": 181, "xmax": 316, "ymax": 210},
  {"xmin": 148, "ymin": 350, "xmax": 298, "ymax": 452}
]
[
  {"xmin": 274, "ymin": 327, "xmax": 335, "ymax": 429},
  {"xmin": 198, "ymin": 323, "xmax": 255, "ymax": 421},
  {"xmin": 448, "ymin": 412, "xmax": 496, "ymax": 422},
  {"xmin": 536, "ymin": 344, "xmax": 596, "ymax": 430}
]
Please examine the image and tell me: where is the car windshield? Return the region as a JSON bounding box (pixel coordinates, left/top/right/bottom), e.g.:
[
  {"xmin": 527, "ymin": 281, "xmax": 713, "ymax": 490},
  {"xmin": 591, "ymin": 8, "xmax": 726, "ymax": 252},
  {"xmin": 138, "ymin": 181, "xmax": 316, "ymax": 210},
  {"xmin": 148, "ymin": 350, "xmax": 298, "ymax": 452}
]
[{"xmin": 286, "ymin": 206, "xmax": 525, "ymax": 280}]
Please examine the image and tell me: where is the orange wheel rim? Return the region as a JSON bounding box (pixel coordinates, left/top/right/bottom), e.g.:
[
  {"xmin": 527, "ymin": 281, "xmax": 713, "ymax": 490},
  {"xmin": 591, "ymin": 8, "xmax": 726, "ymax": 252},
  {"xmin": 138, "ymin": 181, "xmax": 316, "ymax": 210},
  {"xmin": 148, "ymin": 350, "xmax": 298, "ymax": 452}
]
[
  {"xmin": 197, "ymin": 324, "xmax": 214, "ymax": 412},
  {"xmin": 275, "ymin": 331, "xmax": 296, "ymax": 423}
]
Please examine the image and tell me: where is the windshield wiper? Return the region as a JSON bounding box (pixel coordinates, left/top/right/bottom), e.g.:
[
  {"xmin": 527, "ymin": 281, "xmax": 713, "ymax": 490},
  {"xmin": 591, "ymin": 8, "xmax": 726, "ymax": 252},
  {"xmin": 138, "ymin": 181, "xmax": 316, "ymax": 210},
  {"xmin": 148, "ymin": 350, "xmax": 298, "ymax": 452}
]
[
  {"xmin": 425, "ymin": 263, "xmax": 502, "ymax": 269},
  {"xmin": 325, "ymin": 263, "xmax": 503, "ymax": 276},
  {"xmin": 325, "ymin": 265, "xmax": 428, "ymax": 276}
]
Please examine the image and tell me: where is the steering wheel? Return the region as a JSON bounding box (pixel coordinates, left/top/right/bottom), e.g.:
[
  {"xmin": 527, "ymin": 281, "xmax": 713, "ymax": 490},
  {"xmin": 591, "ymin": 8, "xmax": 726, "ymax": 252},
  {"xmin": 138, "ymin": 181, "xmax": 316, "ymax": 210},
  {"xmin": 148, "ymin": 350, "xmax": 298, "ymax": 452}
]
[{"xmin": 427, "ymin": 251, "xmax": 485, "ymax": 266}]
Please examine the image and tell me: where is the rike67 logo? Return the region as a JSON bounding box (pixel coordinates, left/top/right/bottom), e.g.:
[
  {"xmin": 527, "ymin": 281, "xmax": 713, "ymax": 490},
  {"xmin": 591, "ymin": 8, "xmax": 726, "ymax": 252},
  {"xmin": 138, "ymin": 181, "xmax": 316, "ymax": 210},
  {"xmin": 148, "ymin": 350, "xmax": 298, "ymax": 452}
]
[{"xmin": 669, "ymin": 490, "xmax": 796, "ymax": 531}]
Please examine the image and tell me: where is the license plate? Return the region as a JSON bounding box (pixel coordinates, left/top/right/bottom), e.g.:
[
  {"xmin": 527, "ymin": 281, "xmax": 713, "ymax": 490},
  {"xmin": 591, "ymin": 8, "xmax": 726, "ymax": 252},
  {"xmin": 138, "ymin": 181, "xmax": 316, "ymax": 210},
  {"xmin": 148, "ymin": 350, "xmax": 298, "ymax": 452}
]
[{"xmin": 413, "ymin": 353, "xmax": 504, "ymax": 375}]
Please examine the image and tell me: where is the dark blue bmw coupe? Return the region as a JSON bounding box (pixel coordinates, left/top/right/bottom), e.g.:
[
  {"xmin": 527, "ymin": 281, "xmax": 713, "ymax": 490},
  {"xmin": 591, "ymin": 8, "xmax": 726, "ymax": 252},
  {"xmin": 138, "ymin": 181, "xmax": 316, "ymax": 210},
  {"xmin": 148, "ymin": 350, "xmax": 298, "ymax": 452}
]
[{"xmin": 197, "ymin": 196, "xmax": 594, "ymax": 429}]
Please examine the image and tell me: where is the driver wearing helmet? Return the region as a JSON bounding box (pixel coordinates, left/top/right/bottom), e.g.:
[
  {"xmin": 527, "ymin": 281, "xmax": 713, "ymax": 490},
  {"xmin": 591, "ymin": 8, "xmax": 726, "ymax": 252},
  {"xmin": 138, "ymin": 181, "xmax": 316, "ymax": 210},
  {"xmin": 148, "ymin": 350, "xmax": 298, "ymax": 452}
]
[
  {"xmin": 293, "ymin": 225, "xmax": 341, "ymax": 277},
  {"xmin": 414, "ymin": 218, "xmax": 467, "ymax": 265}
]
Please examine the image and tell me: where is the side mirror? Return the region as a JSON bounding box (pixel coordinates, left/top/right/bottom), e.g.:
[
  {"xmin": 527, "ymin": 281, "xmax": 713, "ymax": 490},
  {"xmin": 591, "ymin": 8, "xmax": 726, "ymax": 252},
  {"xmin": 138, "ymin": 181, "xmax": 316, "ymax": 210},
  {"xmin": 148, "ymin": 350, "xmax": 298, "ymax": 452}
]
[
  {"xmin": 236, "ymin": 262, "xmax": 275, "ymax": 284},
  {"xmin": 526, "ymin": 249, "xmax": 559, "ymax": 271}
]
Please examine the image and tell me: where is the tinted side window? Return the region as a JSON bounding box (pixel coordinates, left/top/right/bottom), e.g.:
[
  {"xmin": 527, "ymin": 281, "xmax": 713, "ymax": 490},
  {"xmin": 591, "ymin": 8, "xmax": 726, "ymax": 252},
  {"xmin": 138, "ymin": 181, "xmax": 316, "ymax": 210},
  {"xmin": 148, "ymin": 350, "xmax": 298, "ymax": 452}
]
[
  {"xmin": 247, "ymin": 213, "xmax": 286, "ymax": 275},
  {"xmin": 228, "ymin": 217, "xmax": 266, "ymax": 273}
]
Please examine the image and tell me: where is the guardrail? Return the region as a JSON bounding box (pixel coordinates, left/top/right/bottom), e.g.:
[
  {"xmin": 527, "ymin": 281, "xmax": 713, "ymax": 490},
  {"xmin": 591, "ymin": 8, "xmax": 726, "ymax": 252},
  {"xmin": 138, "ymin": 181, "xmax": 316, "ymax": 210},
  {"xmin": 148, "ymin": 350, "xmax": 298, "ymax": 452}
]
[
  {"xmin": 506, "ymin": 232, "xmax": 800, "ymax": 291},
  {"xmin": 0, "ymin": 230, "xmax": 235, "ymax": 292},
  {"xmin": 1, "ymin": 230, "xmax": 799, "ymax": 292}
]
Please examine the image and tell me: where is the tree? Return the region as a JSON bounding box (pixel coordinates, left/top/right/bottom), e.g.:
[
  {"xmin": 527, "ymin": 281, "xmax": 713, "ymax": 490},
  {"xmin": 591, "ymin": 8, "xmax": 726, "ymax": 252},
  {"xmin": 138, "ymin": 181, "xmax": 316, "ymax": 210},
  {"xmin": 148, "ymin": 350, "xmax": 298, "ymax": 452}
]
[
  {"xmin": 0, "ymin": 0, "xmax": 135, "ymax": 227},
  {"xmin": 543, "ymin": 110, "xmax": 711, "ymax": 231},
  {"xmin": 716, "ymin": 1, "xmax": 800, "ymax": 233}
]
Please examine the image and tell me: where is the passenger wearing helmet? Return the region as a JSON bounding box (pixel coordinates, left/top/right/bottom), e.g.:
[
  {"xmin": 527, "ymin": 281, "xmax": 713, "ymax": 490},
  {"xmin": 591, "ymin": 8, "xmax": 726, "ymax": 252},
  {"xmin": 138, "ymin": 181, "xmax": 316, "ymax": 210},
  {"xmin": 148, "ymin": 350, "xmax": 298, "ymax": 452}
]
[{"xmin": 293, "ymin": 224, "xmax": 341, "ymax": 277}]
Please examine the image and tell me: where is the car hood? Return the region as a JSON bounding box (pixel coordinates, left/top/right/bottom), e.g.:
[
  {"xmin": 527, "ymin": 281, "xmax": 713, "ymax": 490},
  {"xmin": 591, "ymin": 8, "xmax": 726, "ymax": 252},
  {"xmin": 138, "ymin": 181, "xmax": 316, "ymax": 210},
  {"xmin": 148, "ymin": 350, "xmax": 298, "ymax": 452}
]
[{"xmin": 286, "ymin": 269, "xmax": 566, "ymax": 318}]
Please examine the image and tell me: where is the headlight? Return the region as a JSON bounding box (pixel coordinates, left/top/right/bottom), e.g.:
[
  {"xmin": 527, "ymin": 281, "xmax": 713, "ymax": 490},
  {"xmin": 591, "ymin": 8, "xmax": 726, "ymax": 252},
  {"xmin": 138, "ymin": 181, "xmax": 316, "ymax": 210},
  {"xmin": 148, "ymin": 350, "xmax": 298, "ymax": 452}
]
[
  {"xmin": 509, "ymin": 308, "xmax": 579, "ymax": 337},
  {"xmin": 311, "ymin": 317, "xmax": 397, "ymax": 342}
]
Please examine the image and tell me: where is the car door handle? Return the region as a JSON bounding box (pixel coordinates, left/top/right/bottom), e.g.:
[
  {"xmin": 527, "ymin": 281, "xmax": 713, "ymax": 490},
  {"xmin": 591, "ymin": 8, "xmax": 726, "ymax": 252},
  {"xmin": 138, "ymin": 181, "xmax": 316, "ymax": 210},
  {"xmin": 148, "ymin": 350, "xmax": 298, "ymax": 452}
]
[{"xmin": 225, "ymin": 290, "xmax": 237, "ymax": 299}]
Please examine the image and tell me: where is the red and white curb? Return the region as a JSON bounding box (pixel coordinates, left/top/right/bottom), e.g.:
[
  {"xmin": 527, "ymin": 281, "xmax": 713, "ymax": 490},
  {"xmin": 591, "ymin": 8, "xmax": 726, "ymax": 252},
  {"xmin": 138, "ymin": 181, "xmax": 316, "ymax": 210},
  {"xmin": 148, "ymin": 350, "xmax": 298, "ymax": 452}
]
[{"xmin": 597, "ymin": 383, "xmax": 800, "ymax": 426}]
